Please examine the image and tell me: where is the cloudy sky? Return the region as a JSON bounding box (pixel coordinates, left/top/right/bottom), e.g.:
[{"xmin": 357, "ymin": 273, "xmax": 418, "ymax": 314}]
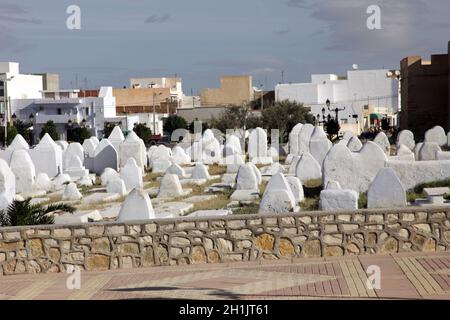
[{"xmin": 0, "ymin": 0, "xmax": 449, "ymax": 93}]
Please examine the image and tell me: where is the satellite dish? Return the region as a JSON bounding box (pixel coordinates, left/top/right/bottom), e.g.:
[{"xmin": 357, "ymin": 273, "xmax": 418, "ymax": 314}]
[{"xmin": 352, "ymin": 64, "xmax": 359, "ymax": 70}]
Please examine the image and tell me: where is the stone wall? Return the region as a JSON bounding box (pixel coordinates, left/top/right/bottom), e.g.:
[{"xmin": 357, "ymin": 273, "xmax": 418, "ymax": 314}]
[{"xmin": 1, "ymin": 207, "xmax": 449, "ymax": 276}]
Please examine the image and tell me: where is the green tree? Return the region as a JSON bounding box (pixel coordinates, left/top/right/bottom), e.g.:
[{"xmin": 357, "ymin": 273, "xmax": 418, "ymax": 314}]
[
  {"xmin": 188, "ymin": 118, "xmax": 209, "ymax": 134},
  {"xmin": 163, "ymin": 115, "xmax": 188, "ymax": 135},
  {"xmin": 14, "ymin": 120, "xmax": 33, "ymax": 144},
  {"xmin": 133, "ymin": 123, "xmax": 152, "ymax": 143},
  {"xmin": 261, "ymin": 100, "xmax": 314, "ymax": 143},
  {"xmin": 39, "ymin": 120, "xmax": 59, "ymax": 140},
  {"xmin": 325, "ymin": 118, "xmax": 340, "ymax": 141},
  {"xmin": 381, "ymin": 117, "xmax": 390, "ymax": 131},
  {"xmin": 67, "ymin": 126, "xmax": 92, "ymax": 143},
  {"xmin": 0, "ymin": 124, "xmax": 19, "ymax": 147},
  {"xmin": 0, "ymin": 198, "xmax": 75, "ymax": 227},
  {"xmin": 103, "ymin": 122, "xmax": 116, "ymax": 138}
]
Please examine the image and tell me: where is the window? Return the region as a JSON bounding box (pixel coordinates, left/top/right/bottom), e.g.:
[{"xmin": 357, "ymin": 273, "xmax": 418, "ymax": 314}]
[{"xmin": 57, "ymin": 108, "xmax": 62, "ymax": 115}]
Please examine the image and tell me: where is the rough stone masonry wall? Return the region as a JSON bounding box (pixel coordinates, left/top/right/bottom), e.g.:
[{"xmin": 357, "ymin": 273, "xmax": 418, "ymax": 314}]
[{"xmin": 1, "ymin": 207, "xmax": 450, "ymax": 276}]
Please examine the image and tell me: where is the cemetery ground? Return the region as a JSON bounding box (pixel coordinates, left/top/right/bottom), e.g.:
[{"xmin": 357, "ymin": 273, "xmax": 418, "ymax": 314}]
[
  {"xmin": 2, "ymin": 125, "xmax": 450, "ymax": 300},
  {"xmin": 0, "ymin": 251, "xmax": 449, "ymax": 299}
]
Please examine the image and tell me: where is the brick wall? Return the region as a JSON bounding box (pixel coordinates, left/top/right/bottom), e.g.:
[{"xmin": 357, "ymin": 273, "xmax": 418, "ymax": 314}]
[{"xmin": 1, "ymin": 207, "xmax": 449, "ymax": 276}]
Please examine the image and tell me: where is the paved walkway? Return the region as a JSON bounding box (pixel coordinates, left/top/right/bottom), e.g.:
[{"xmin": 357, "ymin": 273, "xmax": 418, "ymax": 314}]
[{"xmin": 1, "ymin": 252, "xmax": 450, "ymax": 300}]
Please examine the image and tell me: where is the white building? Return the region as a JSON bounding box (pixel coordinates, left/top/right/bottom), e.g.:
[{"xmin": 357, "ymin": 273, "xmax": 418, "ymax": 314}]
[
  {"xmin": 275, "ymin": 68, "xmax": 399, "ymax": 132},
  {"xmin": 0, "ymin": 62, "xmax": 43, "ymax": 122},
  {"xmin": 12, "ymin": 87, "xmax": 124, "ymax": 142}
]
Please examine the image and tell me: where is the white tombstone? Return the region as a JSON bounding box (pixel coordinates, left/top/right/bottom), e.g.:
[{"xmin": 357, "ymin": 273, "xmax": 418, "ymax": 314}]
[
  {"xmin": 288, "ymin": 123, "xmax": 303, "ymax": 156},
  {"xmin": 295, "ymin": 152, "xmax": 322, "ymax": 182},
  {"xmin": 108, "ymin": 126, "xmax": 125, "ymax": 155},
  {"xmin": 157, "ymin": 174, "xmax": 184, "ymax": 198},
  {"xmin": 106, "ymin": 178, "xmax": 127, "ymax": 196},
  {"xmin": 119, "ymin": 130, "xmax": 146, "ymax": 171},
  {"xmin": 319, "ymin": 189, "xmax": 358, "ymax": 210},
  {"xmin": 82, "ymin": 138, "xmax": 97, "ymax": 157},
  {"xmin": 326, "ymin": 180, "xmax": 341, "ymax": 190},
  {"xmin": 90, "ymin": 136, "xmax": 99, "ymax": 145},
  {"xmin": 322, "ymin": 141, "xmax": 387, "ymax": 193},
  {"xmin": 191, "ymin": 163, "xmax": 210, "ymax": 180},
  {"xmin": 235, "ymin": 163, "xmax": 258, "ymax": 190},
  {"xmin": 10, "ymin": 149, "xmax": 36, "ymax": 194},
  {"xmin": 413, "ymin": 143, "xmax": 423, "ymax": 161},
  {"xmin": 90, "ymin": 138, "xmax": 118, "ymax": 174},
  {"xmin": 309, "ymin": 126, "xmax": 332, "ymax": 166},
  {"xmin": 248, "ymin": 162, "xmax": 262, "ymax": 185},
  {"xmin": 286, "ymin": 176, "xmax": 304, "ymax": 203},
  {"xmin": 117, "ymin": 188, "xmax": 155, "ymax": 221},
  {"xmin": 52, "ymin": 173, "xmax": 71, "ymax": 191},
  {"xmin": 166, "ymin": 163, "xmax": 186, "ymax": 178},
  {"xmin": 62, "ymin": 182, "xmax": 82, "ymax": 201},
  {"xmin": 373, "ymin": 132, "xmax": 390, "ymax": 156},
  {"xmin": 202, "ymin": 135, "xmax": 221, "ymax": 164},
  {"xmin": 259, "ymin": 172, "xmax": 298, "ymax": 214},
  {"xmin": 64, "ymin": 154, "xmax": 89, "ymax": 179},
  {"xmin": 259, "ymin": 189, "xmax": 298, "ymax": 214},
  {"xmin": 171, "ymin": 146, "xmax": 191, "ymax": 165},
  {"xmin": 28, "ymin": 133, "xmax": 63, "ymax": 178},
  {"xmin": 6, "ymin": 134, "xmax": 29, "ymax": 154},
  {"xmin": 298, "ymin": 123, "xmax": 314, "ymax": 155},
  {"xmin": 0, "ymin": 159, "xmax": 16, "ymax": 211},
  {"xmin": 418, "ymin": 142, "xmax": 441, "ymax": 161},
  {"xmin": 224, "ymin": 134, "xmax": 242, "ymax": 156},
  {"xmin": 264, "ymin": 162, "xmax": 285, "ymax": 176},
  {"xmin": 101, "ymin": 168, "xmax": 120, "ymax": 186},
  {"xmin": 392, "ymin": 144, "xmax": 415, "ymax": 161},
  {"xmin": 78, "ymin": 174, "xmax": 93, "ymax": 187},
  {"xmin": 149, "ymin": 145, "xmax": 172, "ymax": 173},
  {"xmin": 263, "ymin": 172, "xmax": 296, "ymax": 201},
  {"xmin": 63, "ymin": 143, "xmax": 85, "ymax": 170},
  {"xmin": 342, "ymin": 131, "xmax": 354, "ymax": 141},
  {"xmin": 424, "ymin": 126, "xmax": 446, "ymax": 146},
  {"xmin": 367, "ymin": 168, "xmax": 406, "ymax": 208},
  {"xmin": 289, "ymin": 155, "xmax": 301, "ymax": 174},
  {"xmin": 347, "ymin": 136, "xmax": 363, "ymax": 152},
  {"xmin": 225, "ymin": 153, "xmax": 245, "ymax": 173},
  {"xmin": 120, "ymin": 158, "xmax": 143, "ymax": 192},
  {"xmin": 396, "ymin": 130, "xmax": 415, "ymax": 150},
  {"xmin": 35, "ymin": 173, "xmax": 51, "ymax": 191},
  {"xmin": 248, "ymin": 127, "xmax": 272, "ymax": 165},
  {"xmin": 55, "ymin": 140, "xmax": 69, "ymax": 151}
]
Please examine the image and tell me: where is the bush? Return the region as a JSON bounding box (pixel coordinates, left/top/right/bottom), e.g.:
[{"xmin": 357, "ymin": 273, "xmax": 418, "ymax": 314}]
[
  {"xmin": 40, "ymin": 120, "xmax": 59, "ymax": 140},
  {"xmin": 358, "ymin": 192, "xmax": 368, "ymax": 209},
  {"xmin": 133, "ymin": 123, "xmax": 152, "ymax": 143},
  {"xmin": 163, "ymin": 115, "xmax": 187, "ymax": 136},
  {"xmin": 261, "ymin": 100, "xmax": 314, "ymax": 143},
  {"xmin": 67, "ymin": 126, "xmax": 91, "ymax": 143},
  {"xmin": 103, "ymin": 122, "xmax": 116, "ymax": 138}
]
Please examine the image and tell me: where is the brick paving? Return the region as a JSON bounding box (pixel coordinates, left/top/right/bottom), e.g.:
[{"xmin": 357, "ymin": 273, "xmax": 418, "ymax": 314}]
[{"xmin": 0, "ymin": 252, "xmax": 450, "ymax": 300}]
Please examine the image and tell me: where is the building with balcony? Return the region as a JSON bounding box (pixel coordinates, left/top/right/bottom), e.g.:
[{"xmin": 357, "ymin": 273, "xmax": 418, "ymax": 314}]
[
  {"xmin": 12, "ymin": 87, "xmax": 123, "ymax": 142},
  {"xmin": 275, "ymin": 68, "xmax": 399, "ymax": 134},
  {"xmin": 0, "ymin": 62, "xmax": 43, "ymax": 124}
]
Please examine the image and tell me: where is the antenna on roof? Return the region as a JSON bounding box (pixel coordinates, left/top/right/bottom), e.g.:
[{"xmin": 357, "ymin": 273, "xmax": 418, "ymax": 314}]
[{"xmin": 352, "ymin": 64, "xmax": 359, "ymax": 70}]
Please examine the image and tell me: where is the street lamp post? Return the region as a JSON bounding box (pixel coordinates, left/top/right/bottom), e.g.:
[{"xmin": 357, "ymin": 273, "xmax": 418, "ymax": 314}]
[
  {"xmin": 326, "ymin": 98, "xmax": 345, "ymax": 122},
  {"xmin": 260, "ymin": 84, "xmax": 264, "ymax": 111},
  {"xmin": 2, "ymin": 75, "xmax": 15, "ymax": 147},
  {"xmin": 153, "ymin": 92, "xmax": 162, "ymax": 135},
  {"xmin": 386, "ymin": 70, "xmax": 401, "ymax": 126}
]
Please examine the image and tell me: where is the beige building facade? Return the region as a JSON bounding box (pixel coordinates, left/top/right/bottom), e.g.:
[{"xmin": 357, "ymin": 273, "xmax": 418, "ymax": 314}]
[{"xmin": 200, "ymin": 75, "xmax": 254, "ymax": 107}]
